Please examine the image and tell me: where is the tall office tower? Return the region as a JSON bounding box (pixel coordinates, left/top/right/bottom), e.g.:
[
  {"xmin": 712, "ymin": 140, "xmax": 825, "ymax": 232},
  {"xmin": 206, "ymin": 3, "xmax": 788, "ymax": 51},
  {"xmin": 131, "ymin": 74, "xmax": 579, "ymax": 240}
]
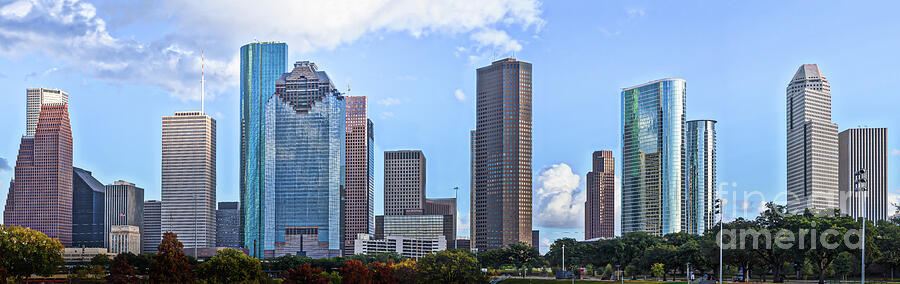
[
  {"xmin": 343, "ymin": 96, "xmax": 375, "ymax": 254},
  {"xmin": 104, "ymin": 180, "xmax": 144, "ymax": 248},
  {"xmin": 72, "ymin": 167, "xmax": 106, "ymax": 248},
  {"xmin": 216, "ymin": 202, "xmax": 240, "ymax": 248},
  {"xmin": 161, "ymin": 111, "xmax": 217, "ymax": 249},
  {"xmin": 531, "ymin": 230, "xmax": 539, "ymax": 250},
  {"xmin": 786, "ymin": 64, "xmax": 839, "ymax": 213},
  {"xmin": 240, "ymin": 41, "xmax": 287, "ymax": 253},
  {"xmin": 621, "ymin": 79, "xmax": 686, "ymax": 236},
  {"xmin": 384, "ymin": 150, "xmax": 426, "ymax": 216},
  {"xmin": 469, "ymin": 130, "xmax": 476, "ymax": 250},
  {"xmin": 684, "ymin": 120, "xmax": 716, "ymax": 235},
  {"xmin": 264, "ymin": 61, "xmax": 345, "ymax": 258},
  {"xmin": 425, "ymin": 198, "xmax": 457, "ymax": 249},
  {"xmin": 585, "ymin": 151, "xmax": 615, "ymax": 239},
  {"xmin": 3, "ymin": 103, "xmax": 73, "ymax": 245},
  {"xmin": 473, "ymin": 58, "xmax": 533, "ymax": 250},
  {"xmin": 26, "ymin": 88, "xmax": 68, "ymax": 137},
  {"xmin": 838, "ymin": 128, "xmax": 888, "ymax": 221},
  {"xmin": 142, "ymin": 200, "xmax": 161, "ymax": 253}
]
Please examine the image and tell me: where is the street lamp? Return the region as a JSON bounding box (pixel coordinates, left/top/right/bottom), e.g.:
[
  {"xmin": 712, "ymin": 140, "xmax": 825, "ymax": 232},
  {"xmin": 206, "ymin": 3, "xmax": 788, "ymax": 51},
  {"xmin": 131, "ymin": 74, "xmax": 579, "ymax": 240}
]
[
  {"xmin": 714, "ymin": 198, "xmax": 723, "ymax": 284},
  {"xmin": 853, "ymin": 169, "xmax": 868, "ymax": 284}
]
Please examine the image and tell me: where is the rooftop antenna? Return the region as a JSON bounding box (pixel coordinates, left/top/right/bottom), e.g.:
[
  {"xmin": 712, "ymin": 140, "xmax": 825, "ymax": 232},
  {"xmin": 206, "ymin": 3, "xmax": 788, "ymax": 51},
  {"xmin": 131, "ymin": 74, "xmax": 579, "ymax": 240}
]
[
  {"xmin": 201, "ymin": 49, "xmax": 205, "ymax": 114},
  {"xmin": 347, "ymin": 83, "xmax": 351, "ymax": 94}
]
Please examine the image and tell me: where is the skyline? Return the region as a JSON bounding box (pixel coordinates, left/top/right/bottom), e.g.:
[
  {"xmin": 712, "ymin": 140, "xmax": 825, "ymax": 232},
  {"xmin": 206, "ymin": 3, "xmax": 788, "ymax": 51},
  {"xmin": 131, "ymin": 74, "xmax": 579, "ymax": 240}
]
[{"xmin": 3, "ymin": 1, "xmax": 900, "ymax": 254}]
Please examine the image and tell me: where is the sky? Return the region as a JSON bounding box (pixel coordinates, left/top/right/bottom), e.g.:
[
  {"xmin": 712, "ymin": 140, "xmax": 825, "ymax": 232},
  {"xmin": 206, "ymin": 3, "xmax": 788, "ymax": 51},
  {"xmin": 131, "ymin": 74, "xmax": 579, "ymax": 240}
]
[{"xmin": 1, "ymin": 0, "xmax": 900, "ymax": 254}]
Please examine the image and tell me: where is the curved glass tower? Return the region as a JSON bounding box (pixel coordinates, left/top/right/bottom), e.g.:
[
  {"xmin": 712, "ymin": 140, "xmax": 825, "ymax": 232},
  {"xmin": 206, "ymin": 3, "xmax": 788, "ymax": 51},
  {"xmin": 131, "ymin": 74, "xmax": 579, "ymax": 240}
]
[
  {"xmin": 240, "ymin": 42, "xmax": 287, "ymax": 256},
  {"xmin": 621, "ymin": 78, "xmax": 685, "ymax": 236}
]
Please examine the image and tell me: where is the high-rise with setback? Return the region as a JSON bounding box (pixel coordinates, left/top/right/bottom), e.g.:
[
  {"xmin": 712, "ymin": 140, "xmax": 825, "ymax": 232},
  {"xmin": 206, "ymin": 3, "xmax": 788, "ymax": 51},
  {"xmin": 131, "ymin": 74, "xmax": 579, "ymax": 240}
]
[
  {"xmin": 4, "ymin": 88, "xmax": 73, "ymax": 245},
  {"xmin": 838, "ymin": 128, "xmax": 888, "ymax": 221},
  {"xmin": 161, "ymin": 111, "xmax": 217, "ymax": 249},
  {"xmin": 240, "ymin": 42, "xmax": 287, "ymax": 255},
  {"xmin": 786, "ymin": 64, "xmax": 839, "ymax": 213},
  {"xmin": 585, "ymin": 151, "xmax": 615, "ymax": 239},
  {"xmin": 621, "ymin": 79, "xmax": 686, "ymax": 236},
  {"xmin": 473, "ymin": 58, "xmax": 533, "ymax": 250},
  {"xmin": 344, "ymin": 96, "xmax": 375, "ymax": 253},
  {"xmin": 104, "ymin": 180, "xmax": 144, "ymax": 249}
]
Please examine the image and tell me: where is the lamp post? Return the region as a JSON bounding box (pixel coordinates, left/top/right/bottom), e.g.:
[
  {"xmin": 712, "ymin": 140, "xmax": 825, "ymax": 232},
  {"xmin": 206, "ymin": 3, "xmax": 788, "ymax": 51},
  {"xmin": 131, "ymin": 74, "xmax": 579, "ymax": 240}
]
[
  {"xmin": 714, "ymin": 198, "xmax": 723, "ymax": 284},
  {"xmin": 853, "ymin": 169, "xmax": 868, "ymax": 284}
]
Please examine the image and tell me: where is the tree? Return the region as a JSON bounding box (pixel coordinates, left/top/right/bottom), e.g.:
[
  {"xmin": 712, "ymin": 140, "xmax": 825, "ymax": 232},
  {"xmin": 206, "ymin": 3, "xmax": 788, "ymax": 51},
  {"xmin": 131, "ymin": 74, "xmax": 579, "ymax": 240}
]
[
  {"xmin": 347, "ymin": 252, "xmax": 404, "ymax": 265},
  {"xmin": 789, "ymin": 209, "xmax": 863, "ymax": 284},
  {"xmin": 624, "ymin": 265, "xmax": 637, "ymax": 280},
  {"xmin": 150, "ymin": 232, "xmax": 194, "ymax": 283},
  {"xmin": 197, "ymin": 248, "xmax": 266, "ymax": 283},
  {"xmin": 90, "ymin": 254, "xmax": 113, "ymax": 267},
  {"xmin": 282, "ymin": 264, "xmax": 328, "ymax": 284},
  {"xmin": 267, "ymin": 254, "xmax": 313, "ymax": 272},
  {"xmin": 507, "ymin": 242, "xmax": 541, "ymax": 276},
  {"xmin": 641, "ymin": 244, "xmax": 676, "ymax": 280},
  {"xmin": 651, "ymin": 263, "xmax": 665, "ymax": 280},
  {"xmin": 876, "ymin": 219, "xmax": 900, "ymax": 279},
  {"xmin": 724, "ymin": 218, "xmax": 759, "ymax": 282},
  {"xmin": 0, "ymin": 225, "xmax": 65, "ymax": 281},
  {"xmin": 392, "ymin": 259, "xmax": 418, "ymax": 283},
  {"xmin": 123, "ymin": 252, "xmax": 154, "ymax": 275},
  {"xmin": 622, "ymin": 231, "xmax": 661, "ymax": 267},
  {"xmin": 416, "ymin": 250, "xmax": 487, "ymax": 283},
  {"xmin": 369, "ymin": 261, "xmax": 398, "ymax": 284},
  {"xmin": 546, "ymin": 238, "xmax": 586, "ymax": 270},
  {"xmin": 832, "ymin": 252, "xmax": 854, "ymax": 280},
  {"xmin": 753, "ymin": 203, "xmax": 792, "ymax": 283},
  {"xmin": 339, "ymin": 259, "xmax": 371, "ymax": 283},
  {"xmin": 106, "ymin": 254, "xmax": 140, "ymax": 283}
]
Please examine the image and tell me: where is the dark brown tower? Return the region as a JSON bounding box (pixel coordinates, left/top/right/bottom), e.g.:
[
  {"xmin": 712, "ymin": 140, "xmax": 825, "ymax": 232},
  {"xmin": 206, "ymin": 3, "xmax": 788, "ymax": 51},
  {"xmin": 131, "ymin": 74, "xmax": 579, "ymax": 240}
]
[{"xmin": 585, "ymin": 151, "xmax": 615, "ymax": 239}]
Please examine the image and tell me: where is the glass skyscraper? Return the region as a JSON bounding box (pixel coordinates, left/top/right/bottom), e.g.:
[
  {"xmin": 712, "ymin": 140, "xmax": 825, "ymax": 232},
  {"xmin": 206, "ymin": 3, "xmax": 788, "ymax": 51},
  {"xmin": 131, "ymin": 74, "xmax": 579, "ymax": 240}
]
[
  {"xmin": 264, "ymin": 61, "xmax": 345, "ymax": 258},
  {"xmin": 621, "ymin": 78, "xmax": 686, "ymax": 236},
  {"xmin": 72, "ymin": 167, "xmax": 106, "ymax": 248},
  {"xmin": 240, "ymin": 41, "xmax": 287, "ymax": 256},
  {"xmin": 684, "ymin": 120, "xmax": 716, "ymax": 235}
]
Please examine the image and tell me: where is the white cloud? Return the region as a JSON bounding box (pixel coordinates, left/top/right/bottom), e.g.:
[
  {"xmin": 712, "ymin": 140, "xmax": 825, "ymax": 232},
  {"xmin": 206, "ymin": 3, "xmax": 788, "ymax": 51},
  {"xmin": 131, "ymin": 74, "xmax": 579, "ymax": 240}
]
[
  {"xmin": 534, "ymin": 163, "xmax": 585, "ymax": 228},
  {"xmin": 889, "ymin": 190, "xmax": 900, "ymax": 215},
  {"xmin": 380, "ymin": 111, "xmax": 395, "ymax": 119},
  {"xmin": 891, "ymin": 149, "xmax": 900, "ymax": 156},
  {"xmin": 454, "ymin": 89, "xmax": 466, "ymax": 101},
  {"xmin": 626, "ymin": 8, "xmax": 645, "ymax": 18},
  {"xmin": 377, "ymin": 97, "xmax": 405, "ymax": 106},
  {"xmin": 42, "ymin": 67, "xmax": 58, "ymax": 76},
  {"xmin": 0, "ymin": 0, "xmax": 544, "ymax": 100},
  {"xmin": 457, "ymin": 209, "xmax": 469, "ymax": 235}
]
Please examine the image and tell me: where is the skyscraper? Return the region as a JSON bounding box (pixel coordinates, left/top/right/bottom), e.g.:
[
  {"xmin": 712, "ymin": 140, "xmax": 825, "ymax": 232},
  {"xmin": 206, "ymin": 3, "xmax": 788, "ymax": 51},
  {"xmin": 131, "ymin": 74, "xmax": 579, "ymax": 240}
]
[
  {"xmin": 216, "ymin": 202, "xmax": 240, "ymax": 248},
  {"xmin": 26, "ymin": 88, "xmax": 68, "ymax": 137},
  {"xmin": 161, "ymin": 111, "xmax": 217, "ymax": 249},
  {"xmin": 343, "ymin": 96, "xmax": 375, "ymax": 254},
  {"xmin": 4, "ymin": 100, "xmax": 73, "ymax": 246},
  {"xmin": 684, "ymin": 120, "xmax": 716, "ymax": 234},
  {"xmin": 585, "ymin": 150, "xmax": 615, "ymax": 239},
  {"xmin": 473, "ymin": 58, "xmax": 533, "ymax": 250},
  {"xmin": 621, "ymin": 78, "xmax": 686, "ymax": 236},
  {"xmin": 384, "ymin": 150, "xmax": 426, "ymax": 216},
  {"xmin": 264, "ymin": 61, "xmax": 344, "ymax": 258},
  {"xmin": 838, "ymin": 128, "xmax": 888, "ymax": 221},
  {"xmin": 142, "ymin": 200, "xmax": 161, "ymax": 253},
  {"xmin": 786, "ymin": 64, "xmax": 839, "ymax": 213},
  {"xmin": 425, "ymin": 198, "xmax": 457, "ymax": 249},
  {"xmin": 104, "ymin": 180, "xmax": 144, "ymax": 249},
  {"xmin": 240, "ymin": 41, "xmax": 287, "ymax": 253},
  {"xmin": 72, "ymin": 167, "xmax": 105, "ymax": 248},
  {"xmin": 469, "ymin": 130, "xmax": 476, "ymax": 251}
]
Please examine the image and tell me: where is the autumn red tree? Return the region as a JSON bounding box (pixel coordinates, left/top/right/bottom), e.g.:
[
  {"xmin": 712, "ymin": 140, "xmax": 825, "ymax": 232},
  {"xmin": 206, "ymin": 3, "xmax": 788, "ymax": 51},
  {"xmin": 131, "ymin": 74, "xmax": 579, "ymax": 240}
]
[
  {"xmin": 106, "ymin": 254, "xmax": 140, "ymax": 283},
  {"xmin": 282, "ymin": 264, "xmax": 328, "ymax": 284},
  {"xmin": 149, "ymin": 232, "xmax": 194, "ymax": 283},
  {"xmin": 339, "ymin": 259, "xmax": 372, "ymax": 283},
  {"xmin": 369, "ymin": 261, "xmax": 398, "ymax": 284}
]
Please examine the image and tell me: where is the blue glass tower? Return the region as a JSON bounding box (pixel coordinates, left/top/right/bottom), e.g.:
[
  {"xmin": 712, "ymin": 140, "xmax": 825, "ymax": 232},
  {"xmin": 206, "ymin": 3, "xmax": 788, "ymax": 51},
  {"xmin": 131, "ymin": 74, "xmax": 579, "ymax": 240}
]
[
  {"xmin": 72, "ymin": 167, "xmax": 105, "ymax": 248},
  {"xmin": 264, "ymin": 61, "xmax": 345, "ymax": 257},
  {"xmin": 684, "ymin": 120, "xmax": 716, "ymax": 235},
  {"xmin": 621, "ymin": 78, "xmax": 686, "ymax": 236},
  {"xmin": 240, "ymin": 42, "xmax": 287, "ymax": 256}
]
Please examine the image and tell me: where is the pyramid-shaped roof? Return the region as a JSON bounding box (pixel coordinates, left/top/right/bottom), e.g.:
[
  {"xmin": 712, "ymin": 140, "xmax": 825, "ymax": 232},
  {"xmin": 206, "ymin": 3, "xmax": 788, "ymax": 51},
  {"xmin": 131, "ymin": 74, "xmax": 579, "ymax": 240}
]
[{"xmin": 792, "ymin": 64, "xmax": 826, "ymax": 81}]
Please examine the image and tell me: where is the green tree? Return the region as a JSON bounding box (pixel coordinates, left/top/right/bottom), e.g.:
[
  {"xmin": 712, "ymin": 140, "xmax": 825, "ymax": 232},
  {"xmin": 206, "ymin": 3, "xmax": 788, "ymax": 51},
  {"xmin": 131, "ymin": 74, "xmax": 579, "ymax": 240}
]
[
  {"xmin": 621, "ymin": 231, "xmax": 661, "ymax": 267},
  {"xmin": 624, "ymin": 264, "xmax": 637, "ymax": 280},
  {"xmin": 651, "ymin": 263, "xmax": 665, "ymax": 280},
  {"xmin": 347, "ymin": 252, "xmax": 404, "ymax": 265},
  {"xmin": 641, "ymin": 244, "xmax": 676, "ymax": 280},
  {"xmin": 282, "ymin": 264, "xmax": 328, "ymax": 284},
  {"xmin": 603, "ymin": 263, "xmax": 614, "ymax": 279},
  {"xmin": 416, "ymin": 250, "xmax": 487, "ymax": 283},
  {"xmin": 753, "ymin": 203, "xmax": 791, "ymax": 283},
  {"xmin": 832, "ymin": 251, "xmax": 854, "ymax": 280},
  {"xmin": 90, "ymin": 253, "xmax": 112, "ymax": 267},
  {"xmin": 321, "ymin": 271, "xmax": 342, "ymax": 284},
  {"xmin": 507, "ymin": 242, "xmax": 541, "ymax": 276},
  {"xmin": 150, "ymin": 232, "xmax": 194, "ymax": 283},
  {"xmin": 338, "ymin": 259, "xmax": 371, "ymax": 283},
  {"xmin": 724, "ymin": 218, "xmax": 759, "ymax": 282},
  {"xmin": 0, "ymin": 225, "xmax": 65, "ymax": 281},
  {"xmin": 122, "ymin": 252, "xmax": 154, "ymax": 275},
  {"xmin": 546, "ymin": 238, "xmax": 586, "ymax": 270},
  {"xmin": 789, "ymin": 209, "xmax": 864, "ymax": 284},
  {"xmin": 197, "ymin": 248, "xmax": 266, "ymax": 283},
  {"xmin": 106, "ymin": 254, "xmax": 140, "ymax": 283},
  {"xmin": 876, "ymin": 219, "xmax": 900, "ymax": 279}
]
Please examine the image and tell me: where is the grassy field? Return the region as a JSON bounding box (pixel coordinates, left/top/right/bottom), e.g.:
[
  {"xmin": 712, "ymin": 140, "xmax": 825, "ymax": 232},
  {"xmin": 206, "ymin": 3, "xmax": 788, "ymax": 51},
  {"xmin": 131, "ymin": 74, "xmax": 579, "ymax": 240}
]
[{"xmin": 499, "ymin": 279, "xmax": 687, "ymax": 284}]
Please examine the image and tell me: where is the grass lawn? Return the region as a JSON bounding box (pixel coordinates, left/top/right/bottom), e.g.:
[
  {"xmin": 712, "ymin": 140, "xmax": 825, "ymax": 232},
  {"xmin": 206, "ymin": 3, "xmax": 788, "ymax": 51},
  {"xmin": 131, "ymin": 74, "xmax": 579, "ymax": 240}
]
[{"xmin": 499, "ymin": 279, "xmax": 687, "ymax": 284}]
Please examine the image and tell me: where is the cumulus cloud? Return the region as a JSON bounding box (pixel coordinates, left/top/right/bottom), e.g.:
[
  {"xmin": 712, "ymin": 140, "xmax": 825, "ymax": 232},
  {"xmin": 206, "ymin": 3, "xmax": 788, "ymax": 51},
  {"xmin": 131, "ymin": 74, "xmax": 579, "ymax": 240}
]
[
  {"xmin": 892, "ymin": 149, "xmax": 900, "ymax": 156},
  {"xmin": 0, "ymin": 157, "xmax": 10, "ymax": 173},
  {"xmin": 534, "ymin": 163, "xmax": 584, "ymax": 228},
  {"xmin": 457, "ymin": 210, "xmax": 469, "ymax": 235},
  {"xmin": 0, "ymin": 0, "xmax": 544, "ymax": 100},
  {"xmin": 380, "ymin": 111, "xmax": 395, "ymax": 119},
  {"xmin": 377, "ymin": 97, "xmax": 405, "ymax": 107},
  {"xmin": 454, "ymin": 89, "xmax": 466, "ymax": 101}
]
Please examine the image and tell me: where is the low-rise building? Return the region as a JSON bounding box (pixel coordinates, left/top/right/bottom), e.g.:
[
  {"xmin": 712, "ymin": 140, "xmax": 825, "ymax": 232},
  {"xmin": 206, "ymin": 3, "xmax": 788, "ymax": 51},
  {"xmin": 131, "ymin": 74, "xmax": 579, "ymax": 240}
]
[
  {"xmin": 109, "ymin": 225, "xmax": 140, "ymax": 255},
  {"xmin": 62, "ymin": 247, "xmax": 115, "ymax": 264},
  {"xmin": 273, "ymin": 227, "xmax": 340, "ymax": 259},
  {"xmin": 353, "ymin": 234, "xmax": 445, "ymax": 258}
]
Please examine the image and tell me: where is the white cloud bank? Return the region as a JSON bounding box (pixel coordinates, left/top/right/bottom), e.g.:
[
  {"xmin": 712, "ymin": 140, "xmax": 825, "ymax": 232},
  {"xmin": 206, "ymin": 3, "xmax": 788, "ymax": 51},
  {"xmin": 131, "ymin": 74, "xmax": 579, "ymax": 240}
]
[
  {"xmin": 0, "ymin": 0, "xmax": 544, "ymax": 100},
  {"xmin": 534, "ymin": 163, "xmax": 585, "ymax": 228}
]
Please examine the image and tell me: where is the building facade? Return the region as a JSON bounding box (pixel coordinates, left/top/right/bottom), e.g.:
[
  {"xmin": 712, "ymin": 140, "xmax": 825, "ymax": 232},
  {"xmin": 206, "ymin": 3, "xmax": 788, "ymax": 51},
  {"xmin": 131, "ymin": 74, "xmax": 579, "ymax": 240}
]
[
  {"xmin": 376, "ymin": 214, "xmax": 453, "ymax": 246},
  {"xmin": 216, "ymin": 202, "xmax": 240, "ymax": 248},
  {"xmin": 240, "ymin": 41, "xmax": 287, "ymax": 253},
  {"xmin": 469, "ymin": 130, "xmax": 476, "ymax": 250},
  {"xmin": 839, "ymin": 128, "xmax": 888, "ymax": 221},
  {"xmin": 273, "ymin": 227, "xmax": 337, "ymax": 258},
  {"xmin": 354, "ymin": 234, "xmax": 446, "ymax": 258},
  {"xmin": 142, "ymin": 200, "xmax": 161, "ymax": 253},
  {"xmin": 384, "ymin": 150, "xmax": 426, "ymax": 216},
  {"xmin": 473, "ymin": 58, "xmax": 533, "ymax": 250},
  {"xmin": 109, "ymin": 225, "xmax": 141, "ymax": 255},
  {"xmin": 104, "ymin": 180, "xmax": 144, "ymax": 249},
  {"xmin": 161, "ymin": 111, "xmax": 217, "ymax": 249},
  {"xmin": 424, "ymin": 198, "xmax": 456, "ymax": 248},
  {"xmin": 621, "ymin": 78, "xmax": 686, "ymax": 236},
  {"xmin": 264, "ymin": 61, "xmax": 345, "ymax": 257},
  {"xmin": 585, "ymin": 151, "xmax": 615, "ymax": 239},
  {"xmin": 4, "ymin": 102, "xmax": 73, "ymax": 246},
  {"xmin": 343, "ymin": 96, "xmax": 375, "ymax": 254},
  {"xmin": 72, "ymin": 167, "xmax": 105, "ymax": 248},
  {"xmin": 786, "ymin": 64, "xmax": 839, "ymax": 213},
  {"xmin": 26, "ymin": 88, "xmax": 68, "ymax": 137},
  {"xmin": 684, "ymin": 120, "xmax": 716, "ymax": 234}
]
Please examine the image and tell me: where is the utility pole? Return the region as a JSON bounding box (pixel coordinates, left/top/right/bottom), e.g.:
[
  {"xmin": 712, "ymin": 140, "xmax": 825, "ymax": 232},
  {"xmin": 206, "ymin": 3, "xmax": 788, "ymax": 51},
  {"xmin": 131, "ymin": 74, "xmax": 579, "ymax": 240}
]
[
  {"xmin": 854, "ymin": 169, "xmax": 868, "ymax": 284},
  {"xmin": 715, "ymin": 198, "xmax": 723, "ymax": 284}
]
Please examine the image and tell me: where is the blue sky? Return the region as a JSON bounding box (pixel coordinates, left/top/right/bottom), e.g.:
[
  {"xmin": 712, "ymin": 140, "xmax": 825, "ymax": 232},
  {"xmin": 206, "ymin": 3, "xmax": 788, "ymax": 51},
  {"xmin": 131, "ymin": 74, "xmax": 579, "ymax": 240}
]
[{"xmin": 1, "ymin": 0, "xmax": 900, "ymax": 253}]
